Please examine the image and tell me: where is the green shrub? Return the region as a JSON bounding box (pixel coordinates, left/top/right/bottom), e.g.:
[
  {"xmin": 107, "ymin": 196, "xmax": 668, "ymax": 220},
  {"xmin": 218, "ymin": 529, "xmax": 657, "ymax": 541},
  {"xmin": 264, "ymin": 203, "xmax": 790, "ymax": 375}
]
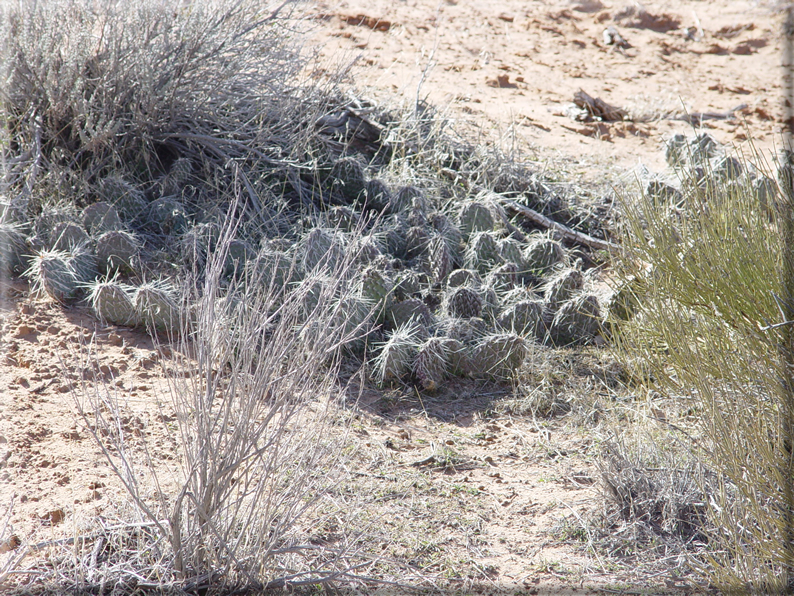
[{"xmin": 613, "ymin": 154, "xmax": 794, "ymax": 591}]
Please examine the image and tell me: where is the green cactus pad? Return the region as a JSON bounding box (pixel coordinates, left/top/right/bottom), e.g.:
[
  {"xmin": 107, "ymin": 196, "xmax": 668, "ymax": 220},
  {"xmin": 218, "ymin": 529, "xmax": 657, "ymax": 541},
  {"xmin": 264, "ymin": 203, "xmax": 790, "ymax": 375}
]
[
  {"xmin": 543, "ymin": 268, "xmax": 584, "ymax": 313},
  {"xmin": 134, "ymin": 282, "xmax": 180, "ymax": 334},
  {"xmin": 96, "ymin": 230, "xmax": 139, "ymax": 275},
  {"xmin": 471, "ymin": 333, "xmax": 527, "ymax": 380},
  {"xmin": 88, "ymin": 280, "xmax": 139, "ymax": 326},
  {"xmin": 330, "ymin": 157, "xmax": 367, "ymax": 202},
  {"xmin": 497, "ymin": 300, "xmax": 544, "ymax": 336},
  {"xmin": 365, "ymin": 179, "xmax": 392, "ymax": 213},
  {"xmin": 26, "ymin": 250, "xmax": 80, "ymax": 303},
  {"xmin": 458, "ymin": 201, "xmax": 495, "ymax": 239},
  {"xmin": 82, "ymin": 202, "xmax": 122, "ymax": 235},
  {"xmin": 97, "ymin": 176, "xmax": 147, "ymax": 221},
  {"xmin": 414, "ymin": 336, "xmax": 452, "ymax": 391},
  {"xmin": 359, "ymin": 265, "xmax": 394, "ymax": 320},
  {"xmin": 0, "ymin": 222, "xmax": 27, "ymax": 275},
  {"xmin": 223, "ymin": 239, "xmax": 255, "ymax": 279},
  {"xmin": 50, "ymin": 221, "xmax": 90, "ymax": 252},
  {"xmin": 447, "ymin": 268, "xmax": 482, "ymax": 289},
  {"xmin": 147, "ymin": 197, "xmax": 188, "ymax": 235},
  {"xmin": 444, "ymin": 286, "xmax": 483, "ymax": 319},
  {"xmin": 388, "ymin": 298, "xmax": 433, "ymax": 331},
  {"xmin": 465, "ymin": 231, "xmax": 503, "ymax": 275},
  {"xmin": 374, "ymin": 321, "xmax": 422, "ymax": 384},
  {"xmin": 549, "ymin": 293, "xmax": 601, "ymax": 346},
  {"xmin": 524, "ymin": 236, "xmax": 564, "ymax": 274}
]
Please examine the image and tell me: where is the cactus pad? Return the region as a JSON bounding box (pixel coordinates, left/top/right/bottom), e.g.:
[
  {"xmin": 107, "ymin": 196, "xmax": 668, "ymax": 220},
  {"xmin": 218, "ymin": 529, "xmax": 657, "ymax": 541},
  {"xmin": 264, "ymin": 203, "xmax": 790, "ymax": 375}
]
[
  {"xmin": 134, "ymin": 282, "xmax": 180, "ymax": 334},
  {"xmin": 96, "ymin": 230, "xmax": 139, "ymax": 275},
  {"xmin": 549, "ymin": 293, "xmax": 601, "ymax": 346},
  {"xmin": 444, "ymin": 286, "xmax": 483, "ymax": 319},
  {"xmin": 88, "ymin": 280, "xmax": 139, "ymax": 326},
  {"xmin": 471, "ymin": 333, "xmax": 527, "ymax": 380},
  {"xmin": 82, "ymin": 202, "xmax": 122, "ymax": 235}
]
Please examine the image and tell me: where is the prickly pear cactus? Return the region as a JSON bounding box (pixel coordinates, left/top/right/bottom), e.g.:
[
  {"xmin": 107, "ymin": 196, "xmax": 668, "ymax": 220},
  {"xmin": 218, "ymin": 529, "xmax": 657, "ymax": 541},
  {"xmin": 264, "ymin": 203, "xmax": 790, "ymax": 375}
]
[
  {"xmin": 497, "ymin": 300, "xmax": 544, "ymax": 337},
  {"xmin": 498, "ymin": 237, "xmax": 525, "ymax": 269},
  {"xmin": 330, "ymin": 157, "xmax": 367, "ymax": 202},
  {"xmin": 471, "ymin": 333, "xmax": 527, "ymax": 381},
  {"xmin": 644, "ymin": 179, "xmax": 682, "ymax": 205},
  {"xmin": 96, "ymin": 230, "xmax": 139, "ymax": 275},
  {"xmin": 82, "ymin": 202, "xmax": 122, "ymax": 235},
  {"xmin": 160, "ymin": 157, "xmax": 192, "ymax": 196},
  {"xmin": 359, "ymin": 265, "xmax": 394, "ymax": 322},
  {"xmin": 458, "ymin": 201, "xmax": 494, "ymax": 239},
  {"xmin": 300, "ymin": 227, "xmax": 342, "ymax": 272},
  {"xmin": 330, "ymin": 295, "xmax": 372, "ymax": 354},
  {"xmin": 465, "ymin": 231, "xmax": 503, "ymax": 275},
  {"xmin": 32, "ymin": 205, "xmax": 77, "ymax": 249},
  {"xmin": 393, "ymin": 270, "xmax": 424, "ymax": 301},
  {"xmin": 429, "ymin": 234, "xmax": 453, "ymax": 284},
  {"xmin": 447, "ymin": 268, "xmax": 481, "ymax": 289},
  {"xmin": 381, "ymin": 213, "xmax": 410, "ymax": 258},
  {"xmin": 134, "ymin": 282, "xmax": 180, "ymax": 334},
  {"xmin": 324, "ymin": 206, "xmax": 360, "ymax": 232},
  {"xmin": 414, "ymin": 336, "xmax": 453, "ymax": 391},
  {"xmin": 365, "ymin": 179, "xmax": 392, "ymax": 213},
  {"xmin": 350, "ymin": 233, "xmax": 384, "ymax": 265},
  {"xmin": 664, "ymin": 133, "xmax": 687, "ymax": 168},
  {"xmin": 149, "ymin": 197, "xmax": 189, "ymax": 235},
  {"xmin": 249, "ymin": 249, "xmax": 296, "ymax": 293},
  {"xmin": 543, "ymin": 267, "xmax": 584, "ymax": 312},
  {"xmin": 374, "ymin": 321, "xmax": 422, "ymax": 384},
  {"xmin": 549, "ymin": 293, "xmax": 601, "ymax": 346},
  {"xmin": 431, "ymin": 212, "xmax": 462, "ymax": 260},
  {"xmin": 223, "ymin": 239, "xmax": 255, "ymax": 279},
  {"xmin": 487, "ymin": 262, "xmax": 519, "ymax": 293},
  {"xmin": 388, "ymin": 298, "xmax": 433, "ymax": 331},
  {"xmin": 50, "ymin": 221, "xmax": 90, "ymax": 252},
  {"xmin": 0, "ymin": 222, "xmax": 27, "ymax": 275},
  {"xmin": 26, "ymin": 250, "xmax": 80, "ymax": 303},
  {"xmin": 88, "ymin": 280, "xmax": 139, "ymax": 326},
  {"xmin": 444, "ymin": 286, "xmax": 483, "ymax": 319},
  {"xmin": 524, "ymin": 236, "xmax": 564, "ymax": 274},
  {"xmin": 97, "ymin": 175, "xmax": 147, "ymax": 221},
  {"xmin": 434, "ymin": 316, "xmax": 487, "ymax": 346},
  {"xmin": 405, "ymin": 225, "xmax": 431, "ymax": 260},
  {"xmin": 392, "ymin": 185, "xmax": 427, "ymax": 214},
  {"xmin": 69, "ymin": 247, "xmax": 99, "ymax": 285}
]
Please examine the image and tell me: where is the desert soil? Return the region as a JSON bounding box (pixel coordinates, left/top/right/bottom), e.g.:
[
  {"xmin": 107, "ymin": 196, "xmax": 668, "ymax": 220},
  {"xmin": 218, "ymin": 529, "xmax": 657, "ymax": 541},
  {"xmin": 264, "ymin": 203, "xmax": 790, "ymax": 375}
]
[{"xmin": 0, "ymin": 0, "xmax": 788, "ymax": 592}]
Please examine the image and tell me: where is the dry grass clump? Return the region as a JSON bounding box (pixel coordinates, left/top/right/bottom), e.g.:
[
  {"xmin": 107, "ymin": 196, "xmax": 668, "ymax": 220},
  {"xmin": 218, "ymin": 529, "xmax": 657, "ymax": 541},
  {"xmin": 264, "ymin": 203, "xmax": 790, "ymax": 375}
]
[{"xmin": 612, "ymin": 147, "xmax": 794, "ymax": 591}]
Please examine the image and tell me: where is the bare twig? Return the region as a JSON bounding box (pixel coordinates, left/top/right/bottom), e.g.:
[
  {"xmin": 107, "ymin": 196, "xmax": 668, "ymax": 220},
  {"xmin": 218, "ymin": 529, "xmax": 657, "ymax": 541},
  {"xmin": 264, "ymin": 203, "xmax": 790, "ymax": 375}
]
[{"xmin": 504, "ymin": 199, "xmax": 620, "ymax": 253}]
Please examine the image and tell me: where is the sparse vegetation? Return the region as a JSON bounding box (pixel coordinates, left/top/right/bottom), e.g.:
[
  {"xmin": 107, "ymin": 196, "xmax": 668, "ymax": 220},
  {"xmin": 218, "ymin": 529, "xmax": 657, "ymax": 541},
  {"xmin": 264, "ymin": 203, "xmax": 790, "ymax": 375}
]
[{"xmin": 1, "ymin": 0, "xmax": 791, "ymax": 593}]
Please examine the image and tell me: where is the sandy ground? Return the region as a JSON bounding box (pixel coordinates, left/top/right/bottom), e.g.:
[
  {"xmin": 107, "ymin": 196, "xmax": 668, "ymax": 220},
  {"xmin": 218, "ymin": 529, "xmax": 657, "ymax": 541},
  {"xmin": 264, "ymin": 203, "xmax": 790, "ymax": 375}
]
[
  {"xmin": 310, "ymin": 0, "xmax": 785, "ymax": 180},
  {"xmin": 0, "ymin": 0, "xmax": 789, "ymax": 592}
]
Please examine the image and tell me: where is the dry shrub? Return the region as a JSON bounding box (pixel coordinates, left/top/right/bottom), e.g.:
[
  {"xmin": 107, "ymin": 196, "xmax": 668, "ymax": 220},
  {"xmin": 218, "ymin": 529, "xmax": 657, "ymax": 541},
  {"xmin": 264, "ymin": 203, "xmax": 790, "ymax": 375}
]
[{"xmin": 70, "ymin": 215, "xmax": 370, "ymax": 590}]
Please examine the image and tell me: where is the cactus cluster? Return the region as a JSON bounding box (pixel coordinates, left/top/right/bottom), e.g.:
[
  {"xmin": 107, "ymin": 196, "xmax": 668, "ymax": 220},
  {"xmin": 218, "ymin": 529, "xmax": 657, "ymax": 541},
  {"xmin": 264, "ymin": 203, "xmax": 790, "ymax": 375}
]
[{"xmin": 7, "ymin": 141, "xmax": 616, "ymax": 393}]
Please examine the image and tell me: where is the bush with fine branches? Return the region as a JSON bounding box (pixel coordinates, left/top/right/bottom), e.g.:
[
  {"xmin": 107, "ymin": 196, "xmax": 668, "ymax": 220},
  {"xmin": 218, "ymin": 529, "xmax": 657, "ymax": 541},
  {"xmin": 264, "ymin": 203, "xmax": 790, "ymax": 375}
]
[{"xmin": 613, "ymin": 156, "xmax": 794, "ymax": 592}]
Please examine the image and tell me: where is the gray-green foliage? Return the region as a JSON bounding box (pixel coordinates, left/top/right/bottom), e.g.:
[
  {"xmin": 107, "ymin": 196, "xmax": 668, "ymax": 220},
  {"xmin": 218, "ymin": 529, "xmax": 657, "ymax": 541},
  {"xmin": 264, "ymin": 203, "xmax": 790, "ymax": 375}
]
[
  {"xmin": 374, "ymin": 321, "xmax": 422, "ymax": 384},
  {"xmin": 88, "ymin": 280, "xmax": 139, "ymax": 326},
  {"xmin": 0, "ymin": 222, "xmax": 27, "ymax": 275},
  {"xmin": 615, "ymin": 153, "xmax": 794, "ymax": 591},
  {"xmin": 471, "ymin": 333, "xmax": 527, "ymax": 381},
  {"xmin": 524, "ymin": 236, "xmax": 564, "ymax": 274},
  {"xmin": 82, "ymin": 202, "xmax": 122, "ymax": 235},
  {"xmin": 134, "ymin": 281, "xmax": 180, "ymax": 334},
  {"xmin": 96, "ymin": 230, "xmax": 139, "ymax": 275},
  {"xmin": 549, "ymin": 293, "xmax": 601, "ymax": 346}
]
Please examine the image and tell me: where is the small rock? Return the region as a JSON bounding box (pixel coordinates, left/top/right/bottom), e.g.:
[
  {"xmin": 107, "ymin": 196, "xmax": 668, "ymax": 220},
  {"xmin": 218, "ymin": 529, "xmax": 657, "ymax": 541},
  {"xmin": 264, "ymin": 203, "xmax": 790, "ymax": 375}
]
[{"xmin": 107, "ymin": 333, "xmax": 124, "ymax": 347}]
